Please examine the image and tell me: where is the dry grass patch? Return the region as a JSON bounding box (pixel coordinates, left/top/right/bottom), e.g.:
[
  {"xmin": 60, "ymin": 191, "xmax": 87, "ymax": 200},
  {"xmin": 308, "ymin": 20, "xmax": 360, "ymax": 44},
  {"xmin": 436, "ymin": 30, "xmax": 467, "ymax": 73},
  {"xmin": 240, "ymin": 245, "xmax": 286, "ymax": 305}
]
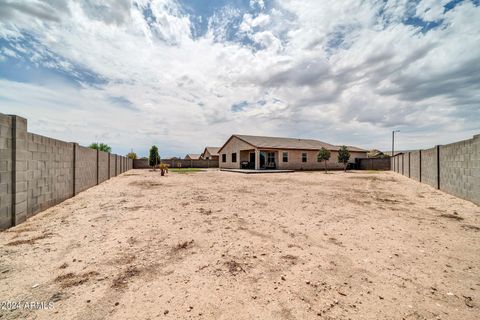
[
  {"xmin": 111, "ymin": 266, "xmax": 141, "ymax": 290},
  {"xmin": 6, "ymin": 233, "xmax": 52, "ymax": 246},
  {"xmin": 55, "ymin": 271, "xmax": 100, "ymax": 288},
  {"xmin": 128, "ymin": 180, "xmax": 164, "ymax": 189}
]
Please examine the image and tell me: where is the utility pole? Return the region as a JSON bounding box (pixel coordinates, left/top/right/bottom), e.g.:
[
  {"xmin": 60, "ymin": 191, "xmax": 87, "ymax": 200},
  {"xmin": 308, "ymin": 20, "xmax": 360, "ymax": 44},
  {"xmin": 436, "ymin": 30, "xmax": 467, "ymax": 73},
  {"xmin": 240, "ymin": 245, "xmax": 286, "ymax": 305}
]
[{"xmin": 392, "ymin": 130, "xmax": 400, "ymax": 171}]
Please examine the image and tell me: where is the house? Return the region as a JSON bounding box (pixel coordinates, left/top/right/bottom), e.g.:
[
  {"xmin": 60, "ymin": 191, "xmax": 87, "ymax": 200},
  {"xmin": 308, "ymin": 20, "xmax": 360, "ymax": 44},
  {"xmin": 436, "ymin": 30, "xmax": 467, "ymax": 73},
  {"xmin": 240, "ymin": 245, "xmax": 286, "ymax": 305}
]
[
  {"xmin": 201, "ymin": 147, "xmax": 220, "ymax": 160},
  {"xmin": 217, "ymin": 134, "xmax": 368, "ymax": 170},
  {"xmin": 185, "ymin": 154, "xmax": 201, "ymax": 160}
]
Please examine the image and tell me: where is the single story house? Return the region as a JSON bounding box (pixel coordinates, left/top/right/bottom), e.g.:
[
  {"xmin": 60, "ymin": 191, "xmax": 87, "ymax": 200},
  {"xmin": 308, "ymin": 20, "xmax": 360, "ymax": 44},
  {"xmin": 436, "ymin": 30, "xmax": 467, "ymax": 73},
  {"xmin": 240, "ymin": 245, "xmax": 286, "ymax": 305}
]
[
  {"xmin": 218, "ymin": 134, "xmax": 368, "ymax": 170},
  {"xmin": 201, "ymin": 147, "xmax": 220, "ymax": 160},
  {"xmin": 185, "ymin": 154, "xmax": 201, "ymax": 160}
]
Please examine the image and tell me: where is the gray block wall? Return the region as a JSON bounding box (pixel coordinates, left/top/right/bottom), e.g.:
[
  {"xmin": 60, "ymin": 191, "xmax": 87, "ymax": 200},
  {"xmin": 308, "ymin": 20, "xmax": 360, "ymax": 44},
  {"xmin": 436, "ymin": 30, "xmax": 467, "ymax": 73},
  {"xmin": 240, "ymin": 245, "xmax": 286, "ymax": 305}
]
[
  {"xmin": 74, "ymin": 145, "xmax": 97, "ymax": 194},
  {"xmin": 109, "ymin": 154, "xmax": 116, "ymax": 177},
  {"xmin": 0, "ymin": 114, "xmax": 13, "ymax": 229},
  {"xmin": 420, "ymin": 147, "xmax": 438, "ymax": 189},
  {"xmin": 26, "ymin": 133, "xmax": 74, "ymax": 218},
  {"xmin": 440, "ymin": 135, "xmax": 480, "ymax": 205},
  {"xmin": 404, "ymin": 153, "xmax": 410, "ymax": 178},
  {"xmin": 409, "ymin": 151, "xmax": 421, "ymax": 181},
  {"xmin": 0, "ymin": 113, "xmax": 132, "ymax": 229},
  {"xmin": 392, "ymin": 135, "xmax": 479, "ymax": 205},
  {"xmin": 98, "ymin": 151, "xmax": 109, "ymax": 183}
]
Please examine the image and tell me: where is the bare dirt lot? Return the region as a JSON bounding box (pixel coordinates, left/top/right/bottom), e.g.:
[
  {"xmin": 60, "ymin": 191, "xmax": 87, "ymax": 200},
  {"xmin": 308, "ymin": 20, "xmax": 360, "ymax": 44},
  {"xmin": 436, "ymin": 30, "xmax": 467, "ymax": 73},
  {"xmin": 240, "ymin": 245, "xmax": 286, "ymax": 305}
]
[{"xmin": 0, "ymin": 169, "xmax": 479, "ymax": 320}]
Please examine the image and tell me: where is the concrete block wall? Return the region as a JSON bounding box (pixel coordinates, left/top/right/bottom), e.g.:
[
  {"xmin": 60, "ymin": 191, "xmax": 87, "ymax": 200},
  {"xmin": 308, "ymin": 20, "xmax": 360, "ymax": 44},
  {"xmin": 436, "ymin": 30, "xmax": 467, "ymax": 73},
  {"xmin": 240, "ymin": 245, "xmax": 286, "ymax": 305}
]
[
  {"xmin": 98, "ymin": 151, "xmax": 109, "ymax": 183},
  {"xmin": 109, "ymin": 154, "xmax": 116, "ymax": 177},
  {"xmin": 420, "ymin": 147, "xmax": 438, "ymax": 189},
  {"xmin": 74, "ymin": 145, "xmax": 97, "ymax": 194},
  {"xmin": 392, "ymin": 135, "xmax": 479, "ymax": 205},
  {"xmin": 26, "ymin": 133, "xmax": 74, "ymax": 218},
  {"xmin": 0, "ymin": 114, "xmax": 13, "ymax": 229},
  {"xmin": 439, "ymin": 135, "xmax": 480, "ymax": 205},
  {"xmin": 404, "ymin": 153, "xmax": 410, "ymax": 178},
  {"xmin": 409, "ymin": 151, "xmax": 421, "ymax": 181},
  {"xmin": 0, "ymin": 113, "xmax": 132, "ymax": 229}
]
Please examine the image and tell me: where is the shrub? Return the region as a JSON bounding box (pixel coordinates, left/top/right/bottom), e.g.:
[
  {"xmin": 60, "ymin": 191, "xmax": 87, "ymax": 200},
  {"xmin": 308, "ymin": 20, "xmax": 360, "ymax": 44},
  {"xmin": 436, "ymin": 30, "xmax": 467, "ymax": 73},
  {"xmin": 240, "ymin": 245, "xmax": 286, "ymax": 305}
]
[
  {"xmin": 317, "ymin": 147, "xmax": 331, "ymax": 173},
  {"xmin": 337, "ymin": 145, "xmax": 350, "ymax": 172},
  {"xmin": 127, "ymin": 152, "xmax": 137, "ymax": 160}
]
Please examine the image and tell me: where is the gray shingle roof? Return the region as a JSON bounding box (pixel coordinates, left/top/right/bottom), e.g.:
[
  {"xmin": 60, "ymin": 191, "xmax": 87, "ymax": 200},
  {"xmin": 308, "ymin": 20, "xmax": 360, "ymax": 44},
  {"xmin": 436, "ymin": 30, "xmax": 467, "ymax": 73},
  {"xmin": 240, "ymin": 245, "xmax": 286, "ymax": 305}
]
[{"xmin": 220, "ymin": 134, "xmax": 367, "ymax": 152}]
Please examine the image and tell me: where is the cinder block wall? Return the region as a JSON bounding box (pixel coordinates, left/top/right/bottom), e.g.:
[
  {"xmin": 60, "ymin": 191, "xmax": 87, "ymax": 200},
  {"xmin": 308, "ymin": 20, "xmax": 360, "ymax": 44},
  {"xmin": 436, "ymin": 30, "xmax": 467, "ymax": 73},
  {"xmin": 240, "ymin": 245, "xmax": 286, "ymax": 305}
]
[
  {"xmin": 440, "ymin": 136, "xmax": 480, "ymax": 205},
  {"xmin": 74, "ymin": 145, "xmax": 97, "ymax": 194},
  {"xmin": 392, "ymin": 135, "xmax": 479, "ymax": 205},
  {"xmin": 0, "ymin": 114, "xmax": 13, "ymax": 229},
  {"xmin": 109, "ymin": 154, "xmax": 116, "ymax": 177},
  {"xmin": 26, "ymin": 133, "xmax": 74, "ymax": 218},
  {"xmin": 409, "ymin": 151, "xmax": 421, "ymax": 181},
  {"xmin": 420, "ymin": 147, "xmax": 438, "ymax": 189},
  {"xmin": 0, "ymin": 113, "xmax": 132, "ymax": 229},
  {"xmin": 98, "ymin": 151, "xmax": 109, "ymax": 183}
]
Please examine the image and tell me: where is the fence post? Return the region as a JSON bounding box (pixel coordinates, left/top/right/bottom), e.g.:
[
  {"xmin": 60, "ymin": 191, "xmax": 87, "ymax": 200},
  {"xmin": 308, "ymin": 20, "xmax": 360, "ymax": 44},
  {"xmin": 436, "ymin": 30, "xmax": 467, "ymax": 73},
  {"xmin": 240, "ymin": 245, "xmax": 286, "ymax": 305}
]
[
  {"xmin": 419, "ymin": 150, "xmax": 422, "ymax": 183},
  {"xmin": 96, "ymin": 149, "xmax": 99, "ymax": 185},
  {"xmin": 10, "ymin": 115, "xmax": 28, "ymax": 227},
  {"xmin": 402, "ymin": 154, "xmax": 404, "ymax": 175},
  {"xmin": 436, "ymin": 145, "xmax": 440, "ymax": 189},
  {"xmin": 408, "ymin": 152, "xmax": 411, "ymax": 178},
  {"xmin": 73, "ymin": 143, "xmax": 77, "ymax": 196},
  {"xmin": 115, "ymin": 154, "xmax": 118, "ymax": 176},
  {"xmin": 107, "ymin": 152, "xmax": 110, "ymax": 179}
]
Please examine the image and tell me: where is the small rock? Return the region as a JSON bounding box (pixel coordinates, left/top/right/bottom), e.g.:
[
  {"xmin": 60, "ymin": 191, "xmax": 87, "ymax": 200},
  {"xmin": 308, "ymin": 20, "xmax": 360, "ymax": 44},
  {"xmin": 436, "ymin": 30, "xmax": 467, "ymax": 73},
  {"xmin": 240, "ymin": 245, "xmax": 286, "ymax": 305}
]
[
  {"xmin": 281, "ymin": 276, "xmax": 286, "ymax": 281},
  {"xmin": 379, "ymin": 296, "xmax": 384, "ymax": 300},
  {"xmin": 164, "ymin": 310, "xmax": 169, "ymax": 315},
  {"xmin": 114, "ymin": 302, "xmax": 119, "ymax": 306},
  {"xmin": 32, "ymin": 284, "xmax": 40, "ymax": 288}
]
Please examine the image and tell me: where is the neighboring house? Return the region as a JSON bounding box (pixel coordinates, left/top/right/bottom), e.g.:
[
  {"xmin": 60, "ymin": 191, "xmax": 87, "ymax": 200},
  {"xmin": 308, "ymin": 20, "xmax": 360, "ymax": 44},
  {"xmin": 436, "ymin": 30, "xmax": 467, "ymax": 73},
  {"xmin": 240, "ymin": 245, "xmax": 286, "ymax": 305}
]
[
  {"xmin": 218, "ymin": 134, "xmax": 368, "ymax": 170},
  {"xmin": 201, "ymin": 147, "xmax": 220, "ymax": 160},
  {"xmin": 185, "ymin": 154, "xmax": 201, "ymax": 160}
]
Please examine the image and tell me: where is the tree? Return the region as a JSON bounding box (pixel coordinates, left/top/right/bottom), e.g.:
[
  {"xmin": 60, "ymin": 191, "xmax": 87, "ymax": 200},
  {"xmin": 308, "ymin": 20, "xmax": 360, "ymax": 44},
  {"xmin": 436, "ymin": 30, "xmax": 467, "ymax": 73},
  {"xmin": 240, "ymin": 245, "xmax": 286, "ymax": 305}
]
[
  {"xmin": 337, "ymin": 145, "xmax": 350, "ymax": 172},
  {"xmin": 127, "ymin": 151, "xmax": 137, "ymax": 160},
  {"xmin": 89, "ymin": 142, "xmax": 112, "ymax": 153},
  {"xmin": 317, "ymin": 147, "xmax": 331, "ymax": 173},
  {"xmin": 149, "ymin": 145, "xmax": 160, "ymax": 170}
]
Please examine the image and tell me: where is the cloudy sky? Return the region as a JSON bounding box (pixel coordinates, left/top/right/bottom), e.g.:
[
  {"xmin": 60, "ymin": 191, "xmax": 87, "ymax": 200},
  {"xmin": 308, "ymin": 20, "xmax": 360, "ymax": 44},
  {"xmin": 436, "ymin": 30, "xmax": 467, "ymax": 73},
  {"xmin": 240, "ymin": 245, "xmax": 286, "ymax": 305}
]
[{"xmin": 0, "ymin": 0, "xmax": 479, "ymax": 157}]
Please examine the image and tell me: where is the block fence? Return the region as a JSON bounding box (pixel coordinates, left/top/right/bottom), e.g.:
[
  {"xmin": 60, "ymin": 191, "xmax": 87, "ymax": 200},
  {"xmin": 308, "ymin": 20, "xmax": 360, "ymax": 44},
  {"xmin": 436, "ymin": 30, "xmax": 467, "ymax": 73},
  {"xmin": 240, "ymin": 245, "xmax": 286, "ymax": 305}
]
[
  {"xmin": 391, "ymin": 134, "xmax": 480, "ymax": 205},
  {"xmin": 355, "ymin": 158, "xmax": 391, "ymax": 170},
  {"xmin": 0, "ymin": 113, "xmax": 133, "ymax": 229},
  {"xmin": 133, "ymin": 158, "xmax": 219, "ymax": 169}
]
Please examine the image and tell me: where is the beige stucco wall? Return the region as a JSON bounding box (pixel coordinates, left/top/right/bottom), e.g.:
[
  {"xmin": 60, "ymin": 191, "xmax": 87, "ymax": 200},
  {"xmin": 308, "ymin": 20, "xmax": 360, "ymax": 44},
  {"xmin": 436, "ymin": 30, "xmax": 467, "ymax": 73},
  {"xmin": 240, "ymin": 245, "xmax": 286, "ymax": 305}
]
[
  {"xmin": 276, "ymin": 150, "xmax": 367, "ymax": 170},
  {"xmin": 219, "ymin": 137, "xmax": 255, "ymax": 169}
]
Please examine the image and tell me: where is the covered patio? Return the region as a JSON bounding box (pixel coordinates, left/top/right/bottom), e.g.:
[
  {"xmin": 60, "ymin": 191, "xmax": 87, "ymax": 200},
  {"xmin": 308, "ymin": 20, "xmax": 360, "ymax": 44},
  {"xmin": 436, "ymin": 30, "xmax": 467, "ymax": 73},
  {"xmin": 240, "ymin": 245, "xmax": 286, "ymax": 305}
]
[{"xmin": 239, "ymin": 149, "xmax": 279, "ymax": 170}]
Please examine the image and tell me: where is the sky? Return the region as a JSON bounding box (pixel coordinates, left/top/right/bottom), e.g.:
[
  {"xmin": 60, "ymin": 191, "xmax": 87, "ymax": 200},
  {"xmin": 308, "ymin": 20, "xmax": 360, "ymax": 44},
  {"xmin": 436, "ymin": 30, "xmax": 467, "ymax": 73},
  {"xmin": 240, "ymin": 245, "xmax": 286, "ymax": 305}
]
[{"xmin": 0, "ymin": 0, "xmax": 479, "ymax": 157}]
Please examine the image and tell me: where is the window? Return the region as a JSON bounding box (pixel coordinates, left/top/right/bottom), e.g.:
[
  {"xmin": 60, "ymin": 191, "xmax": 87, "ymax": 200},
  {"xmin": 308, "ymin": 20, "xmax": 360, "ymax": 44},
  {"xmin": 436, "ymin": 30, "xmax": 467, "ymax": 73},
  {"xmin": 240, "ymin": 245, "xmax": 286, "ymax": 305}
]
[
  {"xmin": 232, "ymin": 153, "xmax": 237, "ymax": 162},
  {"xmin": 222, "ymin": 154, "xmax": 226, "ymax": 162},
  {"xmin": 282, "ymin": 152, "xmax": 288, "ymax": 162},
  {"xmin": 302, "ymin": 152, "xmax": 307, "ymax": 162}
]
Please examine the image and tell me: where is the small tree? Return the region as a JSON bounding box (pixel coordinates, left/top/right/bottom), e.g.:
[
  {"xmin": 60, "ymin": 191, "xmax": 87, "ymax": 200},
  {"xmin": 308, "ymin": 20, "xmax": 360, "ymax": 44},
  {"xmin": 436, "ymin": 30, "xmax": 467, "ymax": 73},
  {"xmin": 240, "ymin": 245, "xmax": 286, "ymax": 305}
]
[
  {"xmin": 149, "ymin": 145, "xmax": 160, "ymax": 170},
  {"xmin": 127, "ymin": 151, "xmax": 137, "ymax": 160},
  {"xmin": 337, "ymin": 145, "xmax": 350, "ymax": 172},
  {"xmin": 317, "ymin": 147, "xmax": 331, "ymax": 173},
  {"xmin": 89, "ymin": 142, "xmax": 112, "ymax": 153}
]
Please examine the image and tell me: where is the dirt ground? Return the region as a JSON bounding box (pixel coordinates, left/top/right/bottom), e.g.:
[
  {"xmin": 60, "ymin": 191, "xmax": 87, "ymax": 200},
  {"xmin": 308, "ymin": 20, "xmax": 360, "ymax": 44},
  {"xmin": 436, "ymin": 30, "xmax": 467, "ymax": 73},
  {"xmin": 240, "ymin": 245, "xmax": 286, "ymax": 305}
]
[{"xmin": 0, "ymin": 169, "xmax": 479, "ymax": 320}]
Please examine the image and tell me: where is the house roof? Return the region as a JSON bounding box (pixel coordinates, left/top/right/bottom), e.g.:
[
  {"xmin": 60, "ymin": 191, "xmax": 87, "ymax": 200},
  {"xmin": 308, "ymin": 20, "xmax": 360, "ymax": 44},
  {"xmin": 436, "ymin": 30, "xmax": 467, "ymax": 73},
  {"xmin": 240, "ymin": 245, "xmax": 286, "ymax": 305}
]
[
  {"xmin": 185, "ymin": 153, "xmax": 201, "ymax": 160},
  {"xmin": 218, "ymin": 134, "xmax": 367, "ymax": 153},
  {"xmin": 202, "ymin": 146, "xmax": 220, "ymax": 157}
]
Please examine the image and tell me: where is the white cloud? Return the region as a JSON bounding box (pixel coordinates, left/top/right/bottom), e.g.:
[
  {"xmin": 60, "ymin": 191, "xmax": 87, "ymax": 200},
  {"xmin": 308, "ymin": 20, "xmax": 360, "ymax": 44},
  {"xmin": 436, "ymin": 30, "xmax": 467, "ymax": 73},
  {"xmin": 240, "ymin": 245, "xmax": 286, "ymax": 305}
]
[{"xmin": 0, "ymin": 0, "xmax": 479, "ymax": 156}]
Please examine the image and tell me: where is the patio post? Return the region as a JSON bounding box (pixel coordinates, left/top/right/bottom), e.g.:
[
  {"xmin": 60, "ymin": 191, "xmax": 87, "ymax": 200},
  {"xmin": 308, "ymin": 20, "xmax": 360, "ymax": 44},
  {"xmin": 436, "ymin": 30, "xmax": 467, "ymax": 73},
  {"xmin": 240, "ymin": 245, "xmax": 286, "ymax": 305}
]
[{"xmin": 255, "ymin": 149, "xmax": 260, "ymax": 170}]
